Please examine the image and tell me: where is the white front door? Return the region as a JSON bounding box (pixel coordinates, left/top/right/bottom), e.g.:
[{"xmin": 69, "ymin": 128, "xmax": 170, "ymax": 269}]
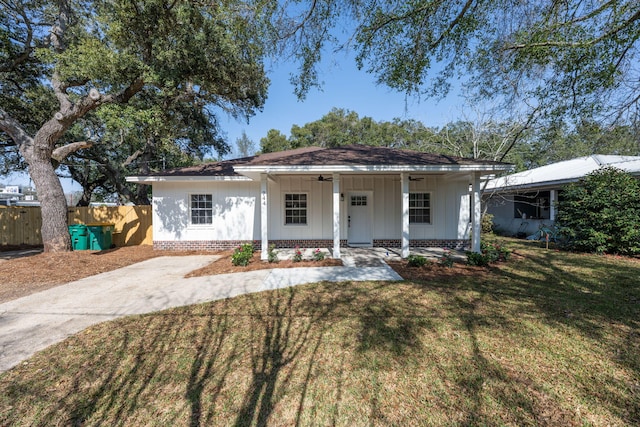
[{"xmin": 348, "ymin": 192, "xmax": 373, "ymax": 246}]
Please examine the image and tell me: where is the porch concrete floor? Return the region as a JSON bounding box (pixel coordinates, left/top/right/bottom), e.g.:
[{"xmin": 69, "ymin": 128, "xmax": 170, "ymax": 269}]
[{"xmin": 273, "ymin": 247, "xmax": 466, "ymax": 267}]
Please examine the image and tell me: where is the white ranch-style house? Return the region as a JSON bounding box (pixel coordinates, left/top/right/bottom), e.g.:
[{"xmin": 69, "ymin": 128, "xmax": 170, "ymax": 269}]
[{"xmin": 127, "ymin": 145, "xmax": 511, "ymax": 259}]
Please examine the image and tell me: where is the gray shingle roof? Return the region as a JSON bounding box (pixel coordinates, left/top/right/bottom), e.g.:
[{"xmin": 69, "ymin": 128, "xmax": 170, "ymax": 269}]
[{"xmin": 149, "ymin": 145, "xmax": 509, "ymax": 177}]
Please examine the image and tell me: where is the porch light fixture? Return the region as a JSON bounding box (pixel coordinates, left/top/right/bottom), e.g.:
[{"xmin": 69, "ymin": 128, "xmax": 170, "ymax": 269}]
[
  {"xmin": 340, "ymin": 193, "xmax": 344, "ymax": 201},
  {"xmin": 469, "ymin": 183, "xmax": 473, "ymax": 192}
]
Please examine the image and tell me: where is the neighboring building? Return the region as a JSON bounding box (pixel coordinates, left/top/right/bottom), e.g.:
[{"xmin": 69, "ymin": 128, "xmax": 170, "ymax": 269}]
[
  {"xmin": 127, "ymin": 145, "xmax": 510, "ymax": 259},
  {"xmin": 484, "ymin": 155, "xmax": 640, "ymax": 236},
  {"xmin": 0, "ymin": 185, "xmax": 24, "ymax": 206}
]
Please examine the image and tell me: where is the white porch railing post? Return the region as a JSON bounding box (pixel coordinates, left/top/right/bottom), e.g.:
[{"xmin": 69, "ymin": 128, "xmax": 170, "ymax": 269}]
[
  {"xmin": 472, "ymin": 172, "xmax": 481, "ymax": 253},
  {"xmin": 550, "ymin": 189, "xmax": 557, "ymax": 222},
  {"xmin": 401, "ymin": 172, "xmax": 410, "ymax": 258},
  {"xmin": 261, "ymin": 173, "xmax": 268, "ymax": 260},
  {"xmin": 333, "ymin": 173, "xmax": 341, "ymax": 259}
]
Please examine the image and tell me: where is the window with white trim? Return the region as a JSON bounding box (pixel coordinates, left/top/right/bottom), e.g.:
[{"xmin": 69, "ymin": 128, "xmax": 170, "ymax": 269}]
[
  {"xmin": 191, "ymin": 194, "xmax": 213, "ymax": 225},
  {"xmin": 284, "ymin": 193, "xmax": 307, "ymax": 225},
  {"xmin": 409, "ymin": 193, "xmax": 431, "ymax": 224}
]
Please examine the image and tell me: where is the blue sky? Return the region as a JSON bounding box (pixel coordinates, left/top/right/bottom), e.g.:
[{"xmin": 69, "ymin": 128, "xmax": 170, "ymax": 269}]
[
  {"xmin": 2, "ymin": 50, "xmax": 467, "ymax": 192},
  {"xmin": 222, "ymin": 50, "xmax": 466, "ymax": 158}
]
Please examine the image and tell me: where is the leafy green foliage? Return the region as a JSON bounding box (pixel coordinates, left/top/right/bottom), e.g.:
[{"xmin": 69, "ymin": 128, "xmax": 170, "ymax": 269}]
[
  {"xmin": 267, "ymin": 244, "xmax": 279, "ymax": 263},
  {"xmin": 438, "ymin": 250, "xmax": 454, "ymax": 268},
  {"xmin": 1, "ymin": 1, "xmax": 275, "ymax": 246},
  {"xmin": 482, "ymin": 213, "xmax": 494, "ymax": 234},
  {"xmin": 466, "ymin": 251, "xmax": 491, "ymax": 267},
  {"xmin": 281, "ymin": 1, "xmax": 640, "ymax": 125},
  {"xmin": 292, "ymin": 246, "xmax": 303, "ymax": 262},
  {"xmin": 466, "ymin": 241, "xmax": 511, "ymax": 266},
  {"xmin": 557, "ymin": 167, "xmax": 640, "ymax": 255},
  {"xmin": 407, "ymin": 254, "xmax": 427, "ymax": 268},
  {"xmin": 231, "ymin": 243, "xmax": 254, "ymax": 267},
  {"xmin": 312, "ymin": 248, "xmax": 326, "ymax": 261}
]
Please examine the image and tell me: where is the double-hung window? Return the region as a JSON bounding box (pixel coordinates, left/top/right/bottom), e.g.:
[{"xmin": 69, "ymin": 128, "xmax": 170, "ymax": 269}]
[
  {"xmin": 409, "ymin": 193, "xmax": 431, "ymax": 224},
  {"xmin": 191, "ymin": 194, "xmax": 213, "ymax": 225},
  {"xmin": 284, "ymin": 193, "xmax": 307, "ymax": 225}
]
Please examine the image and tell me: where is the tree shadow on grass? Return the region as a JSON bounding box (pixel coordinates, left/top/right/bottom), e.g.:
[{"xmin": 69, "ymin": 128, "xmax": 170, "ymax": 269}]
[
  {"xmin": 2, "ymin": 252, "xmax": 637, "ymax": 425},
  {"xmin": 448, "ymin": 248, "xmax": 640, "ymax": 425},
  {"xmin": 448, "ymin": 292, "xmax": 580, "ymax": 426},
  {"xmin": 232, "ymin": 283, "xmax": 359, "ymax": 426}
]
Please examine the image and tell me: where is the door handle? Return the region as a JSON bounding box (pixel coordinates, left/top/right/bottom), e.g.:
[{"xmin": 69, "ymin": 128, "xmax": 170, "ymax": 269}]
[{"xmin": 348, "ymin": 215, "xmax": 351, "ymax": 228}]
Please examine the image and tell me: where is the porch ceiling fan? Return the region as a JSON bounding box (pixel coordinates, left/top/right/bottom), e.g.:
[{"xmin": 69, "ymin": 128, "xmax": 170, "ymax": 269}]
[
  {"xmin": 408, "ymin": 176, "xmax": 424, "ymax": 181},
  {"xmin": 317, "ymin": 174, "xmax": 333, "ymax": 182}
]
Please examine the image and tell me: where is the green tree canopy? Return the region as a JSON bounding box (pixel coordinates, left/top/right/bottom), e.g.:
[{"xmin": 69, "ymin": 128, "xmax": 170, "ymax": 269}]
[
  {"xmin": 1, "ymin": 0, "xmax": 270, "ymax": 250},
  {"xmin": 284, "ymin": 0, "xmax": 639, "ymax": 124}
]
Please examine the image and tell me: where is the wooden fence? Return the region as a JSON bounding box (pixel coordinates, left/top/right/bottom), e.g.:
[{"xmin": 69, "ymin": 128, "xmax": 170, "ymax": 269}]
[{"xmin": 0, "ymin": 205, "xmax": 152, "ymax": 247}]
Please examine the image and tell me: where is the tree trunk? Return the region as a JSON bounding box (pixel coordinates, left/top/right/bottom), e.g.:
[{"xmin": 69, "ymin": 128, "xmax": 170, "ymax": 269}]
[
  {"xmin": 28, "ymin": 157, "xmax": 70, "ymax": 251},
  {"xmin": 19, "ymin": 125, "xmax": 72, "ymax": 252}
]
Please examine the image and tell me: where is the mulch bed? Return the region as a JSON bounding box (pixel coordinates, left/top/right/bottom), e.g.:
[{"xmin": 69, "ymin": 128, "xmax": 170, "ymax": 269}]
[{"xmin": 185, "ymin": 250, "xmax": 343, "ymax": 277}]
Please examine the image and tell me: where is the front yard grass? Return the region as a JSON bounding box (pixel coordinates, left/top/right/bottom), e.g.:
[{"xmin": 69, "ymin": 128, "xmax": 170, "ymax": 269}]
[{"xmin": 1, "ymin": 241, "xmax": 638, "ymax": 426}]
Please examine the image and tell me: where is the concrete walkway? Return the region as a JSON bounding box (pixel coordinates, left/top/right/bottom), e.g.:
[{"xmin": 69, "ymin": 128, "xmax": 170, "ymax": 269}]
[{"xmin": 0, "ymin": 255, "xmax": 402, "ymax": 373}]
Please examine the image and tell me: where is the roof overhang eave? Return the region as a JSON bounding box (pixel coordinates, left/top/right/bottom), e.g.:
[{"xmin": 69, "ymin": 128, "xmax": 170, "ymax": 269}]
[
  {"xmin": 125, "ymin": 175, "xmax": 251, "ymax": 183},
  {"xmin": 483, "ymin": 178, "xmax": 579, "ymax": 193},
  {"xmin": 234, "ymin": 164, "xmax": 512, "ymax": 180}
]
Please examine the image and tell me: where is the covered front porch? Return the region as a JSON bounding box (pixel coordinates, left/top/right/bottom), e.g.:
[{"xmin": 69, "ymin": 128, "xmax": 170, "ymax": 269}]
[{"xmin": 242, "ymin": 171, "xmax": 484, "ymax": 261}]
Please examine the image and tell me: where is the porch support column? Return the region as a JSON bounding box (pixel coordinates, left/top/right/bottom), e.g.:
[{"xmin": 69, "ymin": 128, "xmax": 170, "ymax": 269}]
[
  {"xmin": 471, "ymin": 172, "xmax": 482, "ymax": 253},
  {"xmin": 401, "ymin": 172, "xmax": 410, "ymax": 258},
  {"xmin": 332, "ymin": 173, "xmax": 341, "ymax": 259},
  {"xmin": 550, "ymin": 189, "xmax": 557, "ymax": 222},
  {"xmin": 260, "ymin": 173, "xmax": 268, "ymax": 260}
]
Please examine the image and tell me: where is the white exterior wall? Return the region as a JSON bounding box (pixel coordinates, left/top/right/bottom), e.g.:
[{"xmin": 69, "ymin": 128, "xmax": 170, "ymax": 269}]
[
  {"xmin": 268, "ymin": 176, "xmax": 334, "ymax": 239},
  {"xmin": 269, "ymin": 175, "xmax": 470, "ymax": 241},
  {"xmin": 152, "ymin": 175, "xmax": 471, "ymax": 243},
  {"xmin": 152, "ymin": 181, "xmax": 260, "ymax": 241}
]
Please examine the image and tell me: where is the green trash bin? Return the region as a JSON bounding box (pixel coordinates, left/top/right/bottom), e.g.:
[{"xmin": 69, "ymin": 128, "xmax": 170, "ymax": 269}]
[
  {"xmin": 87, "ymin": 223, "xmax": 115, "ymax": 250},
  {"xmin": 68, "ymin": 224, "xmax": 89, "ymax": 250}
]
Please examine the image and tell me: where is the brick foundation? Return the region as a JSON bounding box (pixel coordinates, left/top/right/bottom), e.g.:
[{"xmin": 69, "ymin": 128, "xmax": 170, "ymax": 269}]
[
  {"xmin": 154, "ymin": 238, "xmax": 470, "ymax": 251},
  {"xmin": 153, "ymin": 240, "xmax": 257, "ymax": 251},
  {"xmin": 374, "ymin": 239, "xmax": 470, "ymax": 250}
]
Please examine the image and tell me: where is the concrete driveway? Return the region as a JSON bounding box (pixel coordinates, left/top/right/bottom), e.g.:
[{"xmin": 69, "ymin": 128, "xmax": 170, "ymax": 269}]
[{"xmin": 0, "ymin": 255, "xmax": 402, "ymax": 372}]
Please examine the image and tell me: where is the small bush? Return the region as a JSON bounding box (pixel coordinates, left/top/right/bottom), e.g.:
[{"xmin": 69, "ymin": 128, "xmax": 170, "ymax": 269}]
[
  {"xmin": 482, "ymin": 213, "xmax": 494, "ymax": 234},
  {"xmin": 438, "ymin": 249, "xmax": 454, "ymax": 268},
  {"xmin": 232, "ymin": 243, "xmax": 254, "ymax": 266},
  {"xmin": 268, "ymin": 244, "xmax": 278, "ymax": 263},
  {"xmin": 292, "ymin": 246, "xmax": 303, "ymax": 262},
  {"xmin": 466, "ymin": 251, "xmax": 490, "ymax": 266},
  {"xmin": 467, "ymin": 241, "xmax": 511, "ymax": 266},
  {"xmin": 313, "ymin": 248, "xmax": 325, "ymax": 261},
  {"xmin": 407, "ymin": 254, "xmax": 427, "ymax": 267}
]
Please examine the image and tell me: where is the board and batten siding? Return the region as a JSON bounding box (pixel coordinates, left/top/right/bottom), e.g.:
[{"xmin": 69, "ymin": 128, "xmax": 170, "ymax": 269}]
[
  {"xmin": 270, "ymin": 174, "xmax": 471, "ymax": 241},
  {"xmin": 152, "ymin": 174, "xmax": 472, "ymax": 244},
  {"xmin": 268, "ymin": 176, "xmax": 333, "ymax": 240}
]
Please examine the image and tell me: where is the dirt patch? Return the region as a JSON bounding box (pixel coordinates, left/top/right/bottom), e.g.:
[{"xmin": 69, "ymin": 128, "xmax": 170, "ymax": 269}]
[
  {"xmin": 185, "ymin": 250, "xmax": 343, "ymax": 277},
  {"xmin": 386, "ymin": 260, "xmax": 491, "ymax": 282}
]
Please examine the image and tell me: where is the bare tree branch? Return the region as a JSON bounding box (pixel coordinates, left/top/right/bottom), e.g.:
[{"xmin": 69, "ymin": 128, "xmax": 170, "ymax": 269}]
[
  {"xmin": 0, "ymin": 108, "xmax": 33, "ymax": 149},
  {"xmin": 52, "ymin": 140, "xmax": 94, "ymax": 161}
]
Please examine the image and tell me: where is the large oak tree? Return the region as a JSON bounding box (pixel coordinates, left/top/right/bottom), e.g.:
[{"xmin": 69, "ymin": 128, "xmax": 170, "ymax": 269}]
[{"xmin": 1, "ymin": 0, "xmax": 269, "ymax": 251}]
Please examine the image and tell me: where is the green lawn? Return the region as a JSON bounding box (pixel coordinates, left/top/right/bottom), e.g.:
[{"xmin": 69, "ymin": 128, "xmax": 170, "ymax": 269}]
[{"xmin": 1, "ymin": 241, "xmax": 639, "ymax": 426}]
